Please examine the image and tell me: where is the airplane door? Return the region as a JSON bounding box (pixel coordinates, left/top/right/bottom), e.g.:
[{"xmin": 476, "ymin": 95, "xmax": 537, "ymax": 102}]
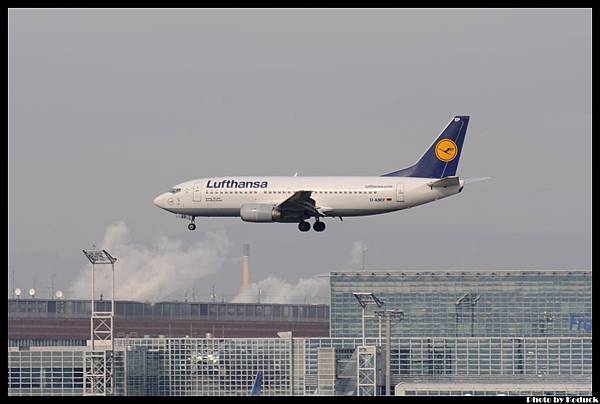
[
  {"xmin": 193, "ymin": 183, "xmax": 203, "ymax": 202},
  {"xmin": 396, "ymin": 184, "xmax": 404, "ymax": 202}
]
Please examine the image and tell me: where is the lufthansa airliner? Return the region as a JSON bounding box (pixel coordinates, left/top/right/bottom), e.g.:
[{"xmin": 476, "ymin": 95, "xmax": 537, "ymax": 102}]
[{"xmin": 154, "ymin": 116, "xmax": 484, "ymax": 232}]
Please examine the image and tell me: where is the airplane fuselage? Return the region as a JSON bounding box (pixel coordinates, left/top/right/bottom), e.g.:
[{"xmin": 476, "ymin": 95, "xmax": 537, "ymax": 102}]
[
  {"xmin": 153, "ymin": 115, "xmax": 474, "ymax": 232},
  {"xmin": 153, "ymin": 176, "xmax": 464, "ymax": 219}
]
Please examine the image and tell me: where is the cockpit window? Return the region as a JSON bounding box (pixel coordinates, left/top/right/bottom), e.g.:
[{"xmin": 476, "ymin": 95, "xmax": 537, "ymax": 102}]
[{"xmin": 169, "ymin": 187, "xmax": 182, "ymax": 194}]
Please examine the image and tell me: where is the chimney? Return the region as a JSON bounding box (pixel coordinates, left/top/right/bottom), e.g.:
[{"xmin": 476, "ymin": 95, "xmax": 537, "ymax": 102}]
[{"xmin": 242, "ymin": 244, "xmax": 250, "ymax": 288}]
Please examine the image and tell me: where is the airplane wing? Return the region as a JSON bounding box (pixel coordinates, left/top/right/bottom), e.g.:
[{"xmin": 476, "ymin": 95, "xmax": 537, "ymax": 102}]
[{"xmin": 277, "ymin": 190, "xmax": 325, "ymax": 218}]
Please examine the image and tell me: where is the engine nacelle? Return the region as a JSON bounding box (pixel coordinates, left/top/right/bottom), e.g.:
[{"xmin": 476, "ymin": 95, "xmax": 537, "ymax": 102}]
[{"xmin": 240, "ymin": 204, "xmax": 282, "ymax": 222}]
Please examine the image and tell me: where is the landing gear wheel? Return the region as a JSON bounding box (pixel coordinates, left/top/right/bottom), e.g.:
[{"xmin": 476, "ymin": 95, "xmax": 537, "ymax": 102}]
[
  {"xmin": 188, "ymin": 223, "xmax": 197, "ymax": 231},
  {"xmin": 313, "ymin": 221, "xmax": 326, "ymax": 232},
  {"xmin": 298, "ymin": 221, "xmax": 310, "ymax": 232}
]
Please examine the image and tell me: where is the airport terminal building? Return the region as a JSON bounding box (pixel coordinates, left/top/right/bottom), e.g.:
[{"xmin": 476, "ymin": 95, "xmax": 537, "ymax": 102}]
[
  {"xmin": 8, "ymin": 300, "xmax": 329, "ymax": 346},
  {"xmin": 8, "ymin": 269, "xmax": 592, "ymax": 396}
]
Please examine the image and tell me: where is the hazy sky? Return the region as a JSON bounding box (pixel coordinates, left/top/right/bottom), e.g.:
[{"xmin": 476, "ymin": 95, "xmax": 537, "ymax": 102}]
[{"xmin": 9, "ymin": 9, "xmax": 591, "ymax": 302}]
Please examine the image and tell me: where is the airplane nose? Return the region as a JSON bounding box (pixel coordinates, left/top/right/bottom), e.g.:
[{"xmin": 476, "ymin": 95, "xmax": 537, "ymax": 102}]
[{"xmin": 153, "ymin": 194, "xmax": 166, "ymax": 208}]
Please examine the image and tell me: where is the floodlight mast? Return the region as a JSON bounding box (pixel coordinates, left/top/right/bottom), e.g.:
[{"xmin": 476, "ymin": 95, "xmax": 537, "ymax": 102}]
[
  {"xmin": 82, "ymin": 249, "xmax": 117, "ymax": 396},
  {"xmin": 455, "ymin": 292, "xmax": 481, "ymax": 337},
  {"xmin": 352, "ymin": 292, "xmax": 384, "ymax": 347},
  {"xmin": 83, "ymin": 249, "xmax": 117, "ymax": 350},
  {"xmin": 374, "ymin": 309, "xmax": 404, "ymax": 396}
]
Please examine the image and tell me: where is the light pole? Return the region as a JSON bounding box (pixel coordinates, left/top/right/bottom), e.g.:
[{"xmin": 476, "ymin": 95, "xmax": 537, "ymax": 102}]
[
  {"xmin": 352, "ymin": 292, "xmax": 384, "ymax": 346},
  {"xmin": 82, "ymin": 249, "xmax": 117, "ymax": 396},
  {"xmin": 352, "ymin": 292, "xmax": 384, "ymax": 396},
  {"xmin": 540, "ymin": 312, "xmax": 554, "ymax": 335},
  {"xmin": 374, "ymin": 309, "xmax": 404, "ymax": 396},
  {"xmin": 455, "ymin": 292, "xmax": 481, "ymax": 337},
  {"xmin": 49, "ymin": 273, "xmax": 56, "ymax": 300},
  {"xmin": 361, "ymin": 247, "xmax": 367, "ymax": 272}
]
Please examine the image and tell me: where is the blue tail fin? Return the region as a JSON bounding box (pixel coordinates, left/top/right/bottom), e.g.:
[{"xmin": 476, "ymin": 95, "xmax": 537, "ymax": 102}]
[
  {"xmin": 250, "ymin": 371, "xmax": 262, "ymax": 396},
  {"xmin": 382, "ymin": 116, "xmax": 469, "ymax": 178}
]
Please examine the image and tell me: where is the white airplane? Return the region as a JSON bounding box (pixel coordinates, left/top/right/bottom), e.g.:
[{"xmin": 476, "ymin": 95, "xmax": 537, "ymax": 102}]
[{"xmin": 154, "ymin": 116, "xmax": 483, "ymax": 232}]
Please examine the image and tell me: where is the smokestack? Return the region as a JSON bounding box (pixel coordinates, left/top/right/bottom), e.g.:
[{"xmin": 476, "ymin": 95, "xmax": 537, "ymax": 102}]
[{"xmin": 242, "ymin": 244, "xmax": 250, "ymax": 288}]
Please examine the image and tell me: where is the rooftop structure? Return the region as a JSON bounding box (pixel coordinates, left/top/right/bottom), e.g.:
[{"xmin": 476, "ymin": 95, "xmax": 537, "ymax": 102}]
[{"xmin": 9, "ymin": 299, "xmax": 330, "ymax": 346}]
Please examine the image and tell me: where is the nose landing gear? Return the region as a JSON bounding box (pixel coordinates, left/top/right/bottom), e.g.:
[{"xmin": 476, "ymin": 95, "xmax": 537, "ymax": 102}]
[{"xmin": 188, "ymin": 217, "xmax": 196, "ymax": 231}]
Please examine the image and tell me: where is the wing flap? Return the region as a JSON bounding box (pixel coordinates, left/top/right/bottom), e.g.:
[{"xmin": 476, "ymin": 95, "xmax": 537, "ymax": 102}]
[{"xmin": 277, "ymin": 190, "xmax": 325, "ymax": 217}]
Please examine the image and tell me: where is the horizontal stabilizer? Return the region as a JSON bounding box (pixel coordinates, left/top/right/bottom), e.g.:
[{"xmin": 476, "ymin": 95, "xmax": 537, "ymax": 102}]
[
  {"xmin": 428, "ymin": 176, "xmax": 460, "ymax": 188},
  {"xmin": 464, "ymin": 177, "xmax": 491, "ymax": 184}
]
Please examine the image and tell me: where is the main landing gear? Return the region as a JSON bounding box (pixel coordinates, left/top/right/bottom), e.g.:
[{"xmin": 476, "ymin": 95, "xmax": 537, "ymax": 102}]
[
  {"xmin": 298, "ymin": 220, "xmax": 326, "ymax": 232},
  {"xmin": 313, "ymin": 220, "xmax": 325, "ymax": 232},
  {"xmin": 188, "ymin": 217, "xmax": 196, "ymax": 231},
  {"xmin": 298, "ymin": 221, "xmax": 311, "ymax": 232}
]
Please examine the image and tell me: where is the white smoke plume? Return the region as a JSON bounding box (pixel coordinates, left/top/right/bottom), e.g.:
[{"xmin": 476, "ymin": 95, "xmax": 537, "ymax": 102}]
[
  {"xmin": 350, "ymin": 240, "xmax": 367, "ymax": 270},
  {"xmin": 232, "ymin": 276, "xmax": 329, "ymax": 304},
  {"xmin": 231, "ymin": 240, "xmax": 369, "ymax": 305},
  {"xmin": 69, "ymin": 221, "xmax": 231, "ymax": 301}
]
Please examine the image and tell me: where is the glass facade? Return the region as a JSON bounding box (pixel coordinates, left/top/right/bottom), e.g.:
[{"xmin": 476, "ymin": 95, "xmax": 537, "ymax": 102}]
[
  {"xmin": 330, "ymin": 270, "xmax": 592, "ymax": 338},
  {"xmin": 7, "ymin": 269, "xmax": 592, "ymax": 396},
  {"xmin": 296, "ymin": 337, "xmax": 592, "ymax": 395},
  {"xmin": 8, "ymin": 336, "xmax": 592, "ymax": 396},
  {"xmin": 113, "ymin": 338, "xmax": 293, "ymax": 396},
  {"xmin": 8, "ymin": 349, "xmax": 85, "ymax": 396}
]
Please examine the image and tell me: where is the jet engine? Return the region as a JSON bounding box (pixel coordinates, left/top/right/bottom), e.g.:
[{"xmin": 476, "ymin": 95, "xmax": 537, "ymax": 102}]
[{"xmin": 240, "ymin": 204, "xmax": 282, "ymax": 222}]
